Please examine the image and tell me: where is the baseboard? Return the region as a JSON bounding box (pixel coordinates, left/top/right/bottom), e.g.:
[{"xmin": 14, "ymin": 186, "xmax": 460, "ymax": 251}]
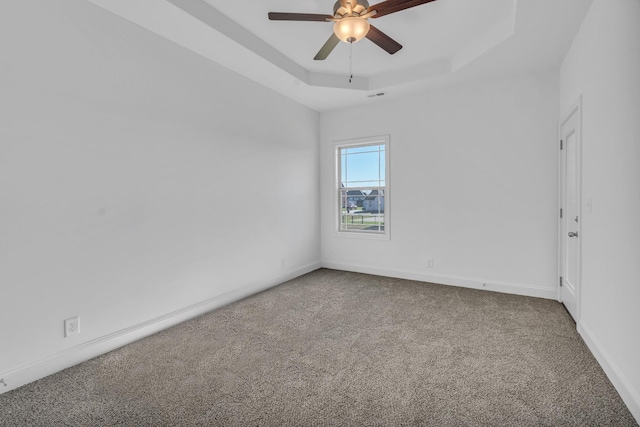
[
  {"xmin": 321, "ymin": 260, "xmax": 557, "ymax": 300},
  {"xmin": 578, "ymin": 322, "xmax": 640, "ymax": 424},
  {"xmin": 0, "ymin": 261, "xmax": 321, "ymax": 395}
]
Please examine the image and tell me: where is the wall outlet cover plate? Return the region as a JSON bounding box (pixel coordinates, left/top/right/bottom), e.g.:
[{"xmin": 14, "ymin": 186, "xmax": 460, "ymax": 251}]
[{"xmin": 64, "ymin": 317, "xmax": 80, "ymax": 337}]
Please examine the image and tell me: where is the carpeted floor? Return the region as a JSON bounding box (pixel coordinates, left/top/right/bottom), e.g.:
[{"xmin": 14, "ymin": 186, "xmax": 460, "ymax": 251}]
[{"xmin": 0, "ymin": 268, "xmax": 637, "ymax": 426}]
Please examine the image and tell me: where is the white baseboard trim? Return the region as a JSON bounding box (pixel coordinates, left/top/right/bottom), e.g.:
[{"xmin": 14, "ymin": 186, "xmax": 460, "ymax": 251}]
[
  {"xmin": 321, "ymin": 261, "xmax": 557, "ymax": 300},
  {"xmin": 578, "ymin": 322, "xmax": 640, "ymax": 424},
  {"xmin": 0, "ymin": 261, "xmax": 321, "ymax": 395}
]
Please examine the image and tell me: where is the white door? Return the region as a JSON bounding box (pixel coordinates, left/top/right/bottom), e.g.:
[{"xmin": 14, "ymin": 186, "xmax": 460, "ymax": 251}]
[{"xmin": 559, "ymin": 102, "xmax": 581, "ymax": 322}]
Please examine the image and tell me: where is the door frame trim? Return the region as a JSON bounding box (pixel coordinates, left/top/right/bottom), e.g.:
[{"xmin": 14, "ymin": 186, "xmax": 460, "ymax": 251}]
[{"xmin": 558, "ymin": 95, "xmax": 583, "ymax": 323}]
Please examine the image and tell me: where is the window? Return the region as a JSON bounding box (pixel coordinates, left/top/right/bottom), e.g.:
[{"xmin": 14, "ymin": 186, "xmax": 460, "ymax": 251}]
[{"xmin": 337, "ymin": 135, "xmax": 389, "ymax": 237}]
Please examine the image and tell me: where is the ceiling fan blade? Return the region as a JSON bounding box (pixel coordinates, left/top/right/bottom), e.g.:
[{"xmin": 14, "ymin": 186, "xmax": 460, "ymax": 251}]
[
  {"xmin": 368, "ymin": 0, "xmax": 437, "ymax": 18},
  {"xmin": 366, "ymin": 24, "xmax": 402, "ymax": 54},
  {"xmin": 268, "ymin": 12, "xmax": 333, "ymax": 22},
  {"xmin": 314, "ymin": 33, "xmax": 340, "ymax": 60}
]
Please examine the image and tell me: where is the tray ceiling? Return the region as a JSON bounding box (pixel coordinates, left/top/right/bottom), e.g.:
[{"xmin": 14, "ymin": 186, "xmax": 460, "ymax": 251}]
[{"xmin": 88, "ymin": 0, "xmax": 593, "ymax": 111}]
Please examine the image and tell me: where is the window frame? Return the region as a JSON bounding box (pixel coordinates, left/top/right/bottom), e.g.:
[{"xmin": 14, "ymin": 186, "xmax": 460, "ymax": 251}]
[{"xmin": 334, "ymin": 135, "xmax": 390, "ymax": 240}]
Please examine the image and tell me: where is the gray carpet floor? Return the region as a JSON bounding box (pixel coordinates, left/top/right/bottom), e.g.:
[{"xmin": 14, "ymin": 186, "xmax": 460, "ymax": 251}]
[{"xmin": 0, "ymin": 268, "xmax": 637, "ymax": 426}]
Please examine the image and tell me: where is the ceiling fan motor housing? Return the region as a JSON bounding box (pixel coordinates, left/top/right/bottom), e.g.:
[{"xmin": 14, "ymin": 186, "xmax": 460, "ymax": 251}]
[{"xmin": 333, "ymin": 0, "xmax": 370, "ymax": 17}]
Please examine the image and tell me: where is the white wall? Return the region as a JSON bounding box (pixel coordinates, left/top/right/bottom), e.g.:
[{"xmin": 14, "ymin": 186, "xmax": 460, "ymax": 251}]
[
  {"xmin": 560, "ymin": 0, "xmax": 640, "ymax": 420},
  {"xmin": 0, "ymin": 0, "xmax": 319, "ymax": 390},
  {"xmin": 320, "ymin": 73, "xmax": 560, "ymax": 298}
]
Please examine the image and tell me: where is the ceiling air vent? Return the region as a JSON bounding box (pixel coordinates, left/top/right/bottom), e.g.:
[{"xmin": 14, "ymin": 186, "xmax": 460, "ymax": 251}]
[{"xmin": 367, "ymin": 92, "xmax": 387, "ymax": 98}]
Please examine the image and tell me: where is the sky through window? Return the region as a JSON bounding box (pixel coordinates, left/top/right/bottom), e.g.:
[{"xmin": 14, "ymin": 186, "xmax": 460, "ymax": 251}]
[{"xmin": 341, "ymin": 144, "xmax": 385, "ymax": 189}]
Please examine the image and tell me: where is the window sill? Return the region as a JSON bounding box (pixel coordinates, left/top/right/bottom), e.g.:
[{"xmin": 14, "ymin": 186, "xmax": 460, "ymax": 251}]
[{"xmin": 334, "ymin": 230, "xmax": 390, "ymax": 241}]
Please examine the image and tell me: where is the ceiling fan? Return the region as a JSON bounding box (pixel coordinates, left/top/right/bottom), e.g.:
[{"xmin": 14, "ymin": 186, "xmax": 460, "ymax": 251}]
[{"xmin": 268, "ymin": 0, "xmax": 437, "ymax": 60}]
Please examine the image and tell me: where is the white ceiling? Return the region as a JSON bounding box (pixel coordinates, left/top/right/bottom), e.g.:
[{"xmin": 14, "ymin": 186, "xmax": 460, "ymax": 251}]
[{"xmin": 87, "ymin": 0, "xmax": 593, "ymax": 112}]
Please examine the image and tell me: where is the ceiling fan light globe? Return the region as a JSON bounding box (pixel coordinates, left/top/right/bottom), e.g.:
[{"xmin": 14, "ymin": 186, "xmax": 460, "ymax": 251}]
[{"xmin": 333, "ymin": 17, "xmax": 370, "ymax": 43}]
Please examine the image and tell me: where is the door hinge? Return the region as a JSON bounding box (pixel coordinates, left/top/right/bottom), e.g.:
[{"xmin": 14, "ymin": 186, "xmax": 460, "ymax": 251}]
[
  {"xmin": 559, "ymin": 276, "xmax": 563, "ymax": 287},
  {"xmin": 560, "ymin": 208, "xmax": 563, "ymax": 218},
  {"xmin": 560, "ymin": 139, "xmax": 563, "ymax": 150}
]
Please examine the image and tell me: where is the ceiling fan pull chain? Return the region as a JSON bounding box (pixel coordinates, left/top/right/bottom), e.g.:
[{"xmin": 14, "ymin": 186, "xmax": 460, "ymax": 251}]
[{"xmin": 349, "ymin": 40, "xmax": 353, "ymax": 83}]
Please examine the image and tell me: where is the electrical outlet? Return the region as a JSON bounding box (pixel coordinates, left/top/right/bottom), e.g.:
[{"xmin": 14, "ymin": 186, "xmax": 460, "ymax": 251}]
[
  {"xmin": 427, "ymin": 257, "xmax": 434, "ymax": 268},
  {"xmin": 64, "ymin": 316, "xmax": 80, "ymax": 337}
]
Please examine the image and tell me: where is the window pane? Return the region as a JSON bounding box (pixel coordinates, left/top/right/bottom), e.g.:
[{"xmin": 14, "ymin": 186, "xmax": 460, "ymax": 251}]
[
  {"xmin": 341, "ymin": 144, "xmax": 384, "ymax": 188},
  {"xmin": 338, "ymin": 141, "xmax": 386, "ymax": 235},
  {"xmin": 339, "ymin": 188, "xmax": 385, "ymax": 233}
]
